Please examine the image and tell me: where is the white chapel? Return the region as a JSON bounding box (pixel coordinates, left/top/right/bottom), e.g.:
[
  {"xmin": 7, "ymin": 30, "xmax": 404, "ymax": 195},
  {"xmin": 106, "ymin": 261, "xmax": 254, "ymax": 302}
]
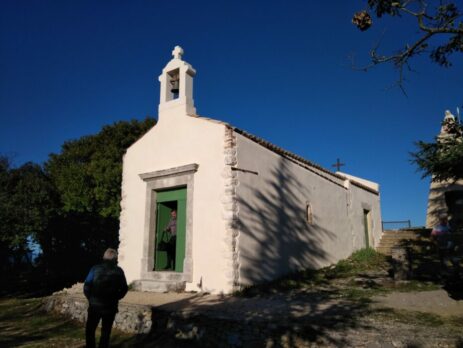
[{"xmin": 117, "ymin": 47, "xmax": 383, "ymax": 294}]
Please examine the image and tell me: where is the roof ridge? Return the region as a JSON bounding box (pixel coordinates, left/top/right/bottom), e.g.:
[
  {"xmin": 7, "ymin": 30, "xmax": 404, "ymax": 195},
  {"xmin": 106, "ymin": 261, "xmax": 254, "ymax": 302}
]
[{"xmin": 187, "ymin": 114, "xmax": 378, "ymax": 194}]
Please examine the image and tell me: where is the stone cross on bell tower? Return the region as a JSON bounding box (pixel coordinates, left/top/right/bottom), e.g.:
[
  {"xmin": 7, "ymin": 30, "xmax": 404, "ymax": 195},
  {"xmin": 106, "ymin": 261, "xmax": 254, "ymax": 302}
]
[
  {"xmin": 439, "ymin": 110, "xmax": 457, "ymax": 139},
  {"xmin": 158, "ymin": 45, "xmax": 196, "ymax": 116},
  {"xmin": 172, "ymin": 46, "xmax": 183, "ymax": 59}
]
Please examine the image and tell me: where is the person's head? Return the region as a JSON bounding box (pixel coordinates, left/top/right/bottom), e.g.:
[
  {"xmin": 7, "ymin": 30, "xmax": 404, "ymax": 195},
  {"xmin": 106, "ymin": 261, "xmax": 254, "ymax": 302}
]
[
  {"xmin": 103, "ymin": 248, "xmax": 118, "ymax": 264},
  {"xmin": 171, "ymin": 210, "xmax": 177, "ymax": 218},
  {"xmin": 439, "ymin": 215, "xmax": 448, "ymax": 224}
]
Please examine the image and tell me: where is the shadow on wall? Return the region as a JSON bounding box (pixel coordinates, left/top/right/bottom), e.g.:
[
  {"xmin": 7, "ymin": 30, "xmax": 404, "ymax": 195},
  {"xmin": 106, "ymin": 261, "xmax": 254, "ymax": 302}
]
[
  {"xmin": 427, "ymin": 182, "xmax": 463, "ymax": 228},
  {"xmin": 236, "ymin": 157, "xmax": 336, "ymax": 286}
]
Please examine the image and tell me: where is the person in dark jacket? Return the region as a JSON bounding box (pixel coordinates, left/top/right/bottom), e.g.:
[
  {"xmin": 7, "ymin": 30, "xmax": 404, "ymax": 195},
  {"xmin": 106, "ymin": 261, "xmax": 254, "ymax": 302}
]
[
  {"xmin": 84, "ymin": 248, "xmax": 128, "ymax": 348},
  {"xmin": 164, "ymin": 209, "xmax": 177, "ymax": 270}
]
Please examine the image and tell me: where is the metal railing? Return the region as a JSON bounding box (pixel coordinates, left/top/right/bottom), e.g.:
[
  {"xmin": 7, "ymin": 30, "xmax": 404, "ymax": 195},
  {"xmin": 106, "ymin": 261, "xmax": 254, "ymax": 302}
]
[{"xmin": 382, "ymin": 220, "xmax": 411, "ymax": 231}]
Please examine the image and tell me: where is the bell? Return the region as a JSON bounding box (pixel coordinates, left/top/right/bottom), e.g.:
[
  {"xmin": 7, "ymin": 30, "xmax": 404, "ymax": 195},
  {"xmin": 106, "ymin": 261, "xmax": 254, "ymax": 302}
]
[{"xmin": 170, "ymin": 74, "xmax": 179, "ymax": 94}]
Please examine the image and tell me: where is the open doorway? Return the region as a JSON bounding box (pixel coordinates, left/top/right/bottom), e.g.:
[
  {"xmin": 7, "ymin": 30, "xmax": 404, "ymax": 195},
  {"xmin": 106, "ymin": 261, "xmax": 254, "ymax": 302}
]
[
  {"xmin": 445, "ymin": 190, "xmax": 463, "ymax": 228},
  {"xmin": 363, "ymin": 209, "xmax": 371, "ymax": 248},
  {"xmin": 154, "ymin": 187, "xmax": 186, "ymax": 272}
]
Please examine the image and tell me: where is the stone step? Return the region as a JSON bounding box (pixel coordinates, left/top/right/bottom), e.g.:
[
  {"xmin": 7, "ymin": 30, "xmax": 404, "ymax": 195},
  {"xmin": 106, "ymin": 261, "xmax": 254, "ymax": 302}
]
[
  {"xmin": 379, "ymin": 234, "xmax": 422, "ymax": 240},
  {"xmin": 132, "ymin": 279, "xmax": 185, "ymax": 293},
  {"xmin": 146, "ymin": 271, "xmax": 185, "ymax": 282},
  {"xmin": 382, "ymin": 232, "xmax": 417, "ymax": 234},
  {"xmin": 379, "ymin": 239, "xmax": 417, "ymax": 243},
  {"xmin": 381, "ymin": 233, "xmax": 421, "ymax": 238},
  {"xmin": 379, "ymin": 239, "xmax": 416, "ymax": 245},
  {"xmin": 378, "ymin": 243, "xmax": 408, "ymax": 248},
  {"xmin": 381, "ymin": 232, "xmax": 421, "ymax": 236},
  {"xmin": 379, "ymin": 238, "xmax": 419, "ymax": 243},
  {"xmin": 376, "ymin": 247, "xmax": 391, "ymax": 251},
  {"xmin": 383, "ymin": 229, "xmax": 420, "ymax": 231},
  {"xmin": 376, "ymin": 251, "xmax": 394, "ymax": 256},
  {"xmin": 380, "ymin": 238, "xmax": 419, "ymax": 242},
  {"xmin": 376, "ymin": 229, "xmax": 430, "ymax": 255}
]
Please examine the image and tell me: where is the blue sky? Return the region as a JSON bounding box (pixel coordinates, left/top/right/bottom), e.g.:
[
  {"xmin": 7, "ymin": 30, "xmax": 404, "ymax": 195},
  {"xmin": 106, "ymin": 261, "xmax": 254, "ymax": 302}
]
[{"xmin": 1, "ymin": 0, "xmax": 462, "ymax": 226}]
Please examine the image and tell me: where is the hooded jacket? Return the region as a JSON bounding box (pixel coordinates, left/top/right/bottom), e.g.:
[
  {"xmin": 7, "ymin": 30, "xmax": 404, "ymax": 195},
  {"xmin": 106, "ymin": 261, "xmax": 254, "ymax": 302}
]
[{"xmin": 84, "ymin": 260, "xmax": 128, "ymax": 313}]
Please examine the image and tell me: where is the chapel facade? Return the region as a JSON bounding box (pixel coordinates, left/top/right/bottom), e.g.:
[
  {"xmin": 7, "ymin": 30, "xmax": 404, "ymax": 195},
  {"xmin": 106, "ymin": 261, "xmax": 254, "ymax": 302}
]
[{"xmin": 117, "ymin": 47, "xmax": 383, "ymax": 294}]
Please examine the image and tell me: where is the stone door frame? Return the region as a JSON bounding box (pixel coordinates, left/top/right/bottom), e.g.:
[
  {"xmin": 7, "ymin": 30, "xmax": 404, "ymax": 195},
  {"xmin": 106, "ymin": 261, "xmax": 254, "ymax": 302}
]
[{"xmin": 139, "ymin": 163, "xmax": 198, "ymax": 282}]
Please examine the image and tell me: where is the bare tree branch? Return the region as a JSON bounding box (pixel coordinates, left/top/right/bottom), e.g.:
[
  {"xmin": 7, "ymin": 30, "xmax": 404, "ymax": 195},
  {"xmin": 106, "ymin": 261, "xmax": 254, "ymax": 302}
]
[{"xmin": 352, "ymin": 0, "xmax": 463, "ymax": 90}]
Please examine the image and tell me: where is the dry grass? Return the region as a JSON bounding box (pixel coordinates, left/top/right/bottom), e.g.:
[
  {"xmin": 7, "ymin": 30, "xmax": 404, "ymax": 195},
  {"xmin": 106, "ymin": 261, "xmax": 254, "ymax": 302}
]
[{"xmin": 0, "ymin": 297, "xmax": 134, "ymax": 347}]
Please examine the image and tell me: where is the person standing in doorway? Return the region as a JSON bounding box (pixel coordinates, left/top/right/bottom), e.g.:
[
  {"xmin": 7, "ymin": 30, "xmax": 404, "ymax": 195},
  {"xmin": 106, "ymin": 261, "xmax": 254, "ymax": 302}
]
[
  {"xmin": 164, "ymin": 209, "xmax": 177, "ymax": 270},
  {"xmin": 84, "ymin": 248, "xmax": 128, "ymax": 348}
]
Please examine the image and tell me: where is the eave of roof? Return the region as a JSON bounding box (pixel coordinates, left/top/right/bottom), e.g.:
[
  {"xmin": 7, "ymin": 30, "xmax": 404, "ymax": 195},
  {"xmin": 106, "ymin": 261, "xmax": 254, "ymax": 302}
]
[{"xmin": 187, "ymin": 113, "xmax": 379, "ymax": 195}]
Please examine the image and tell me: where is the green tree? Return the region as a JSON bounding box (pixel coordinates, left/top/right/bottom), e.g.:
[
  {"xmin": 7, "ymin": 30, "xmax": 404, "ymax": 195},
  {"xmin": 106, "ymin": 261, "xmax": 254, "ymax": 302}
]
[
  {"xmin": 41, "ymin": 118, "xmax": 155, "ymax": 279},
  {"xmin": 411, "ymin": 114, "xmax": 463, "ymax": 182},
  {"xmin": 1, "ymin": 118, "xmax": 155, "ymax": 290},
  {"xmin": 0, "ymin": 157, "xmax": 56, "ymax": 268},
  {"xmin": 352, "ymin": 1, "xmax": 463, "ymax": 88},
  {"xmin": 46, "ymin": 118, "xmax": 155, "ymax": 218},
  {"xmin": 0, "ymin": 157, "xmax": 12, "ymax": 269}
]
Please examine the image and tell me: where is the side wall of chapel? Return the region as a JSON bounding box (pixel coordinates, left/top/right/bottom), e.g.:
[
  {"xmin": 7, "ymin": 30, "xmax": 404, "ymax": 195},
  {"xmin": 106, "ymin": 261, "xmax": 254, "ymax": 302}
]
[{"xmin": 234, "ymin": 132, "xmax": 382, "ymax": 286}]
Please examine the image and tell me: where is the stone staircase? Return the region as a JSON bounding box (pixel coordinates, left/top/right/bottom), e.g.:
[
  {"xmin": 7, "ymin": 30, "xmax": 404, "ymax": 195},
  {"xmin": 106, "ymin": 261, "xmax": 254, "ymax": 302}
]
[
  {"xmin": 376, "ymin": 229, "xmax": 430, "ymax": 256},
  {"xmin": 132, "ymin": 271, "xmax": 186, "ymax": 292}
]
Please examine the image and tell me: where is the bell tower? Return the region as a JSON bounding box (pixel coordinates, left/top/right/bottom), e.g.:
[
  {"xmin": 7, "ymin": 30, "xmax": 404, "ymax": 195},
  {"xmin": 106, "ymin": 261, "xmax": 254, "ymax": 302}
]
[{"xmin": 158, "ymin": 46, "xmax": 196, "ymax": 116}]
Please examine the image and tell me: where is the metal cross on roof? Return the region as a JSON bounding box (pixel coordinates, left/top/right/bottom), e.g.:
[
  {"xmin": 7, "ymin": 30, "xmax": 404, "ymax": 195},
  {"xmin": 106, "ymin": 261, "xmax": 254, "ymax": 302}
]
[
  {"xmin": 332, "ymin": 158, "xmax": 345, "ymax": 172},
  {"xmin": 172, "ymin": 46, "xmax": 184, "ymax": 60}
]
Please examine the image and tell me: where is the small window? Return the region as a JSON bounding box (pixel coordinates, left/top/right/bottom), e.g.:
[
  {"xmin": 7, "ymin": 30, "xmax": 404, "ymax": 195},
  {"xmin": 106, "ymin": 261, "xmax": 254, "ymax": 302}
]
[{"xmin": 306, "ymin": 203, "xmax": 313, "ymax": 224}]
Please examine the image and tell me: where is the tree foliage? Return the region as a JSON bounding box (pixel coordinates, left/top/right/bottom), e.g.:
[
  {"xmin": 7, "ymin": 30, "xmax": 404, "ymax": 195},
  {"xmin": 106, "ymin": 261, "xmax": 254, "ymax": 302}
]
[
  {"xmin": 40, "ymin": 118, "xmax": 155, "ymax": 278},
  {"xmin": 46, "ymin": 118, "xmax": 155, "ymax": 219},
  {"xmin": 411, "ymin": 115, "xmax": 463, "ymax": 182},
  {"xmin": 0, "ymin": 159, "xmax": 55, "ymax": 248},
  {"xmin": 0, "ymin": 118, "xmax": 155, "ymax": 287},
  {"xmin": 353, "ymin": 0, "xmax": 463, "ymax": 88},
  {"xmin": 0, "ymin": 157, "xmax": 56, "ymax": 268}
]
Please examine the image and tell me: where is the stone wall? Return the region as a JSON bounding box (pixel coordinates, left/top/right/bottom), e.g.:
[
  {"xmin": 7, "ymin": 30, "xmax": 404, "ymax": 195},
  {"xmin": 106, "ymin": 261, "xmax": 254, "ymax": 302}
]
[
  {"xmin": 222, "ymin": 126, "xmax": 240, "ymax": 291},
  {"xmin": 44, "ymin": 295, "xmax": 153, "ymax": 334}
]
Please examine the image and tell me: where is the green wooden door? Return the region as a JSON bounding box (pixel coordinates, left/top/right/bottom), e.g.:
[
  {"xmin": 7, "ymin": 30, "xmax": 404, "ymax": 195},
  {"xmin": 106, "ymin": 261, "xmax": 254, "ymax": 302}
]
[
  {"xmin": 155, "ymin": 187, "xmax": 186, "ymax": 272},
  {"xmin": 175, "ymin": 198, "xmax": 186, "ymax": 272}
]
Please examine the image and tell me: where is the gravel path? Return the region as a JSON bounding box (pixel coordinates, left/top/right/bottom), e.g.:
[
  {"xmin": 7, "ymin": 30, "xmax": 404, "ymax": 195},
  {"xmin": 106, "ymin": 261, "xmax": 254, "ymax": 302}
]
[
  {"xmin": 372, "ymin": 290, "xmax": 463, "ymax": 317},
  {"xmin": 63, "ymin": 283, "xmax": 463, "ymax": 320},
  {"xmin": 58, "ymin": 284, "xmax": 463, "ymax": 347}
]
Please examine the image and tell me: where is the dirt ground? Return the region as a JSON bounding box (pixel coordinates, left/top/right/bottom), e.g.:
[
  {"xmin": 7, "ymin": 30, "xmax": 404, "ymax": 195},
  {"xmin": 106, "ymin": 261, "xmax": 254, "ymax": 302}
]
[
  {"xmin": 372, "ymin": 289, "xmax": 463, "ymax": 316},
  {"xmin": 50, "ymin": 246, "xmax": 463, "ymax": 347},
  {"xmin": 63, "ymin": 283, "xmax": 463, "ymax": 320}
]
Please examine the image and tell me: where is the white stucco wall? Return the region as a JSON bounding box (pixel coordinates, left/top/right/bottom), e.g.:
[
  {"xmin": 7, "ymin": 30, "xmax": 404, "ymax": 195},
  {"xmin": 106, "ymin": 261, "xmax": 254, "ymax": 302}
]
[
  {"xmin": 118, "ymin": 111, "xmax": 232, "ymax": 293},
  {"xmin": 347, "ymin": 181, "xmax": 382, "ymax": 249},
  {"xmin": 234, "ymin": 133, "xmax": 382, "ymax": 286}
]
